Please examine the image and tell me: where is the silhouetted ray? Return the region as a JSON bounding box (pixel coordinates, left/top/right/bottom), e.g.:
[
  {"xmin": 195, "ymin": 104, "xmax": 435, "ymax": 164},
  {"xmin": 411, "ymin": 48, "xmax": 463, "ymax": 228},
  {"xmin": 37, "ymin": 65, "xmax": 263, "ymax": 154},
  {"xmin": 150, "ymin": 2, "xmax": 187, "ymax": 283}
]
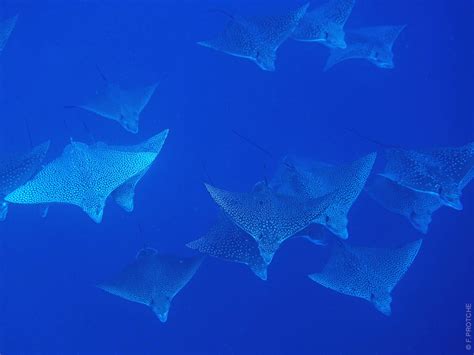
[
  {"xmin": 198, "ymin": 3, "xmax": 309, "ymax": 71},
  {"xmin": 5, "ymin": 141, "xmax": 157, "ymax": 223},
  {"xmin": 366, "ymin": 175, "xmax": 443, "ymax": 234},
  {"xmin": 205, "ymin": 182, "xmax": 332, "ymax": 263},
  {"xmin": 325, "ymin": 25, "xmax": 406, "ymax": 70},
  {"xmin": 0, "ymin": 14, "xmax": 18, "ymax": 53},
  {"xmin": 98, "ymin": 248, "xmax": 203, "ymax": 322},
  {"xmin": 187, "ymin": 213, "xmax": 268, "ymax": 280},
  {"xmin": 271, "ymin": 153, "xmax": 376, "ymax": 239},
  {"xmin": 100, "ymin": 130, "xmax": 169, "ymax": 212},
  {"xmin": 292, "ymin": 0, "xmax": 354, "ymax": 48},
  {"xmin": 76, "ymin": 81, "xmax": 158, "ymax": 133},
  {"xmin": 309, "ymin": 239, "xmax": 422, "ymax": 316},
  {"xmin": 0, "ymin": 141, "xmax": 50, "ymax": 221},
  {"xmin": 382, "ymin": 142, "xmax": 474, "ymax": 210}
]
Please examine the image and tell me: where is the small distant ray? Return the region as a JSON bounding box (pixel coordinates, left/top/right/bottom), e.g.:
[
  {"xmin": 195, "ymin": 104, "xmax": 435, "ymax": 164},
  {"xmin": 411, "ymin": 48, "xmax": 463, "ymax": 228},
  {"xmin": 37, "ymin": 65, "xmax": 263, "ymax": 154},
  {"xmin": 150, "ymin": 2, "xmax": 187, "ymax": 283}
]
[
  {"xmin": 0, "ymin": 141, "xmax": 50, "ymax": 221},
  {"xmin": 270, "ymin": 153, "xmax": 377, "ymax": 239},
  {"xmin": 5, "ymin": 141, "xmax": 157, "ymax": 223},
  {"xmin": 366, "ymin": 174, "xmax": 443, "ymax": 234},
  {"xmin": 198, "ymin": 3, "xmax": 309, "ymax": 71},
  {"xmin": 100, "ymin": 129, "xmax": 169, "ymax": 212},
  {"xmin": 98, "ymin": 248, "xmax": 203, "ymax": 322},
  {"xmin": 381, "ymin": 142, "xmax": 474, "ymax": 210},
  {"xmin": 309, "ymin": 239, "xmax": 422, "ymax": 316},
  {"xmin": 292, "ymin": 0, "xmax": 355, "ymax": 48},
  {"xmin": 0, "ymin": 14, "xmax": 18, "ymax": 53},
  {"xmin": 324, "ymin": 25, "xmax": 406, "ymax": 70},
  {"xmin": 204, "ymin": 182, "xmax": 332, "ymax": 264},
  {"xmin": 75, "ymin": 81, "xmax": 158, "ymax": 134},
  {"xmin": 187, "ymin": 213, "xmax": 268, "ymax": 280}
]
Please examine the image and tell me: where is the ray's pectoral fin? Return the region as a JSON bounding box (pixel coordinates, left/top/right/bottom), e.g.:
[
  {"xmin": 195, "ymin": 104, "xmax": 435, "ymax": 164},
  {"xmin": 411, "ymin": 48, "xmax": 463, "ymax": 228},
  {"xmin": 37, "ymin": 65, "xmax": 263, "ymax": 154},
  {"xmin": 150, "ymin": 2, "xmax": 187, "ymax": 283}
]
[{"xmin": 409, "ymin": 211, "xmax": 431, "ymax": 234}]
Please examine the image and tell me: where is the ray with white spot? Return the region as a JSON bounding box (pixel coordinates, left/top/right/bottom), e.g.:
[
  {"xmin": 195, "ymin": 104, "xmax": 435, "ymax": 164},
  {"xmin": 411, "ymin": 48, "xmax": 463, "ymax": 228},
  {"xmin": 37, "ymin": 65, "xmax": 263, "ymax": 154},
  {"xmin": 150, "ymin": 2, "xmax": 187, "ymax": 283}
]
[
  {"xmin": 309, "ymin": 239, "xmax": 422, "ymax": 316},
  {"xmin": 366, "ymin": 174, "xmax": 444, "ymax": 234},
  {"xmin": 324, "ymin": 25, "xmax": 405, "ymax": 70},
  {"xmin": 75, "ymin": 80, "xmax": 158, "ymax": 134},
  {"xmin": 198, "ymin": 4, "xmax": 309, "ymax": 71},
  {"xmin": 292, "ymin": 0, "xmax": 354, "ymax": 48},
  {"xmin": 381, "ymin": 142, "xmax": 474, "ymax": 210},
  {"xmin": 204, "ymin": 182, "xmax": 332, "ymax": 264},
  {"xmin": 98, "ymin": 248, "xmax": 203, "ymax": 322},
  {"xmin": 5, "ymin": 141, "xmax": 157, "ymax": 223},
  {"xmin": 271, "ymin": 153, "xmax": 376, "ymax": 239},
  {"xmin": 0, "ymin": 141, "xmax": 50, "ymax": 221}
]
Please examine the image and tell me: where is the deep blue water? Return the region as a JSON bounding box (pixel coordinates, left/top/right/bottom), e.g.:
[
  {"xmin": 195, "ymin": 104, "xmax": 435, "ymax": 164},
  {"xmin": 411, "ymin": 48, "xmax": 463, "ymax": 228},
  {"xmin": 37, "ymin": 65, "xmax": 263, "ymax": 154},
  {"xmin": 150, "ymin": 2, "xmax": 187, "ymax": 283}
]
[{"xmin": 0, "ymin": 0, "xmax": 473, "ymax": 354}]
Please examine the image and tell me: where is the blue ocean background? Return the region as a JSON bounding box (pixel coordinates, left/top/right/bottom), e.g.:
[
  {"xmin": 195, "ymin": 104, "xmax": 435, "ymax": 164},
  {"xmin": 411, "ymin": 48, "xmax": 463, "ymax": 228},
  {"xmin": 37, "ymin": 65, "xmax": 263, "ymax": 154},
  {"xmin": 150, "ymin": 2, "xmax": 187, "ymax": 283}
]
[{"xmin": 0, "ymin": 0, "xmax": 473, "ymax": 354}]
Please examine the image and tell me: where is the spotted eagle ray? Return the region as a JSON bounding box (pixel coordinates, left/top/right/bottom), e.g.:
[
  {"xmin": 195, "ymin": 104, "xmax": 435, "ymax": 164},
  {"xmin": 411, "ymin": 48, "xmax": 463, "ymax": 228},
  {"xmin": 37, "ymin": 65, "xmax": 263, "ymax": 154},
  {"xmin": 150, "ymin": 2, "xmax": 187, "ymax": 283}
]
[
  {"xmin": 309, "ymin": 239, "xmax": 422, "ymax": 316},
  {"xmin": 324, "ymin": 25, "xmax": 406, "ymax": 70},
  {"xmin": 198, "ymin": 3, "xmax": 309, "ymax": 71},
  {"xmin": 291, "ymin": 0, "xmax": 355, "ymax": 48},
  {"xmin": 0, "ymin": 14, "xmax": 18, "ymax": 53},
  {"xmin": 366, "ymin": 174, "xmax": 444, "ymax": 234},
  {"xmin": 5, "ymin": 141, "xmax": 157, "ymax": 223},
  {"xmin": 381, "ymin": 142, "xmax": 474, "ymax": 211},
  {"xmin": 270, "ymin": 153, "xmax": 376, "ymax": 239},
  {"xmin": 0, "ymin": 141, "xmax": 50, "ymax": 221},
  {"xmin": 204, "ymin": 181, "xmax": 333, "ymax": 264},
  {"xmin": 97, "ymin": 129, "xmax": 169, "ymax": 212},
  {"xmin": 73, "ymin": 77, "xmax": 158, "ymax": 134},
  {"xmin": 98, "ymin": 248, "xmax": 203, "ymax": 322},
  {"xmin": 187, "ymin": 213, "xmax": 269, "ymax": 280}
]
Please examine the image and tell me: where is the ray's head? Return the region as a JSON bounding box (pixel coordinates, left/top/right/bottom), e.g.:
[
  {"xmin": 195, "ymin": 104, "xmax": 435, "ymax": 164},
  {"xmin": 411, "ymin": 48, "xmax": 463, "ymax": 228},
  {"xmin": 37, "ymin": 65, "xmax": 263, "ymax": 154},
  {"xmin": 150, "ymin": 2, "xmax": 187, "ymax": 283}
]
[
  {"xmin": 323, "ymin": 27, "xmax": 347, "ymax": 49},
  {"xmin": 369, "ymin": 47, "xmax": 394, "ymax": 69},
  {"xmin": 119, "ymin": 110, "xmax": 140, "ymax": 134},
  {"xmin": 151, "ymin": 295, "xmax": 172, "ymax": 323},
  {"xmin": 255, "ymin": 50, "xmax": 276, "ymax": 72}
]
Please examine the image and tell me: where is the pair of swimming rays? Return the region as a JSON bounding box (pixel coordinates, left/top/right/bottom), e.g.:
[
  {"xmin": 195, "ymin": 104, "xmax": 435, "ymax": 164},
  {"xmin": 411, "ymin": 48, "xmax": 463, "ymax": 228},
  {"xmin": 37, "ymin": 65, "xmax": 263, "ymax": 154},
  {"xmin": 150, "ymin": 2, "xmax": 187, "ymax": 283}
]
[
  {"xmin": 198, "ymin": 0, "xmax": 405, "ymax": 71},
  {"xmin": 366, "ymin": 142, "xmax": 474, "ymax": 233},
  {"xmin": 2, "ymin": 130, "xmax": 168, "ymax": 223},
  {"xmin": 184, "ymin": 151, "xmax": 422, "ymax": 316}
]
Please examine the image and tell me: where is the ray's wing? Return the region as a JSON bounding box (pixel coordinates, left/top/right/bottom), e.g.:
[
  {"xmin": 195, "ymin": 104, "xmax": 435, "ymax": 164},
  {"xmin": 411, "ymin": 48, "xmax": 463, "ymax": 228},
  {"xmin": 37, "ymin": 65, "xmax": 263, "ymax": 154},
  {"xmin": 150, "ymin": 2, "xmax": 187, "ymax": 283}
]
[
  {"xmin": 349, "ymin": 25, "xmax": 406, "ymax": 48},
  {"xmin": 198, "ymin": 19, "xmax": 259, "ymax": 60},
  {"xmin": 324, "ymin": 42, "xmax": 372, "ymax": 70},
  {"xmin": 0, "ymin": 141, "xmax": 50, "ymax": 197},
  {"xmin": 79, "ymin": 83, "xmax": 122, "ymax": 122},
  {"xmin": 320, "ymin": 0, "xmax": 355, "ymax": 26},
  {"xmin": 251, "ymin": 3, "xmax": 309, "ymax": 48},
  {"xmin": 187, "ymin": 213, "xmax": 268, "ymax": 280},
  {"xmin": 121, "ymin": 83, "xmax": 159, "ymax": 116}
]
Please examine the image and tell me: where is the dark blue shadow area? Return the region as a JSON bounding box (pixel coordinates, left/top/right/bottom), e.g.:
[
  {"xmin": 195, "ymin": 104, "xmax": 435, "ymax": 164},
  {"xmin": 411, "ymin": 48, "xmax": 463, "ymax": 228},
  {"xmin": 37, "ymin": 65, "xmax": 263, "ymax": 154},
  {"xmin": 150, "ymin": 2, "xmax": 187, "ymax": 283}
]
[{"xmin": 0, "ymin": 0, "xmax": 473, "ymax": 354}]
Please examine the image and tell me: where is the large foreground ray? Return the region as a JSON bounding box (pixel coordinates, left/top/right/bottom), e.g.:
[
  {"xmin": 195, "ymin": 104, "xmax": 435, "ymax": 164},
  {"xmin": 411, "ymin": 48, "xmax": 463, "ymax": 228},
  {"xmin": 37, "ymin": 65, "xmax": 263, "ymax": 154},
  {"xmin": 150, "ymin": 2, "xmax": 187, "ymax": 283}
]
[
  {"xmin": 366, "ymin": 175, "xmax": 443, "ymax": 234},
  {"xmin": 292, "ymin": 0, "xmax": 355, "ymax": 48},
  {"xmin": 187, "ymin": 213, "xmax": 268, "ymax": 280},
  {"xmin": 309, "ymin": 239, "xmax": 422, "ymax": 316},
  {"xmin": 98, "ymin": 248, "xmax": 203, "ymax": 322},
  {"xmin": 325, "ymin": 25, "xmax": 406, "ymax": 70},
  {"xmin": 205, "ymin": 182, "xmax": 332, "ymax": 263},
  {"xmin": 5, "ymin": 142, "xmax": 157, "ymax": 223},
  {"xmin": 0, "ymin": 14, "xmax": 18, "ymax": 53},
  {"xmin": 102, "ymin": 129, "xmax": 169, "ymax": 212},
  {"xmin": 0, "ymin": 141, "xmax": 50, "ymax": 221},
  {"xmin": 382, "ymin": 142, "xmax": 474, "ymax": 210},
  {"xmin": 198, "ymin": 3, "xmax": 309, "ymax": 71},
  {"xmin": 78, "ymin": 81, "xmax": 158, "ymax": 134},
  {"xmin": 271, "ymin": 153, "xmax": 376, "ymax": 239}
]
